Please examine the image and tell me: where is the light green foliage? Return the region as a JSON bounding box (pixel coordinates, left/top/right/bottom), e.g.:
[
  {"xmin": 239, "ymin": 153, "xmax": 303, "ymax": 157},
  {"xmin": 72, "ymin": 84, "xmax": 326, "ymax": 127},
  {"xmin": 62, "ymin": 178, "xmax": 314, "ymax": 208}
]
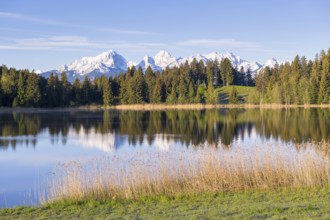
[{"xmin": 229, "ymin": 87, "xmax": 239, "ymax": 104}]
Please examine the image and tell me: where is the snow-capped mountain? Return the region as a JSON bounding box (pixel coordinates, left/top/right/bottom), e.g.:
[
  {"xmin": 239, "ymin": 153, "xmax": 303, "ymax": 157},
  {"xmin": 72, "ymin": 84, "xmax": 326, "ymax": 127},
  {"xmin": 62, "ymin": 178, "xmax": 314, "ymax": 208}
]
[
  {"xmin": 136, "ymin": 56, "xmax": 162, "ymax": 72},
  {"xmin": 42, "ymin": 50, "xmax": 277, "ymax": 82},
  {"xmin": 263, "ymin": 58, "xmax": 281, "ymax": 69},
  {"xmin": 42, "ymin": 50, "xmax": 129, "ymax": 81}
]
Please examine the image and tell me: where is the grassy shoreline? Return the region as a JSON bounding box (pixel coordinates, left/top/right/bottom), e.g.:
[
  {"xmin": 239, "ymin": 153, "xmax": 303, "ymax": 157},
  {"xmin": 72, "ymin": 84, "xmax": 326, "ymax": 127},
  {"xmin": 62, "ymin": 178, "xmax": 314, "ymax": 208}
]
[
  {"xmin": 1, "ymin": 187, "xmax": 330, "ymax": 219},
  {"xmin": 1, "ymin": 103, "xmax": 330, "ymax": 113}
]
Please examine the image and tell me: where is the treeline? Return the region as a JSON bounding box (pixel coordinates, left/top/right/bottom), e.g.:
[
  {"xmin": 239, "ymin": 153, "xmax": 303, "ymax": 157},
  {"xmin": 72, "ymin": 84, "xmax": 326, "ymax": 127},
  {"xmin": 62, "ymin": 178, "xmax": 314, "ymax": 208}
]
[
  {"xmin": 255, "ymin": 48, "xmax": 330, "ymax": 104},
  {"xmin": 0, "ymin": 58, "xmax": 251, "ymax": 107},
  {"xmin": 0, "ymin": 48, "xmax": 329, "ymax": 107}
]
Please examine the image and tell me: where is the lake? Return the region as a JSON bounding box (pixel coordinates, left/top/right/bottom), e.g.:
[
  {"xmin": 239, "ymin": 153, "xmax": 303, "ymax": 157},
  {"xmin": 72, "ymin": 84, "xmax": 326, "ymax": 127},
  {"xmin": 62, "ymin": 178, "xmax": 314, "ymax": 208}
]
[{"xmin": 0, "ymin": 108, "xmax": 329, "ymax": 207}]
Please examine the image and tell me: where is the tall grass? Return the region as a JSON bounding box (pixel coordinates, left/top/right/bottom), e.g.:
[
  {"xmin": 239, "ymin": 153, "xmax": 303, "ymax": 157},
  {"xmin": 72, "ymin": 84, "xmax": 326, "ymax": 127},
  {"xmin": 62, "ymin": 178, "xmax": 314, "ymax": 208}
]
[{"xmin": 46, "ymin": 142, "xmax": 330, "ymax": 203}]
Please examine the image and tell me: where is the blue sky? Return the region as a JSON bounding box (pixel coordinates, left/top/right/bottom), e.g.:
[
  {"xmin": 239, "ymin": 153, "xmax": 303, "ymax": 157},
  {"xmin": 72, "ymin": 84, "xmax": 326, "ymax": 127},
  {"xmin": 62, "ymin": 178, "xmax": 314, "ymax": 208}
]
[{"xmin": 0, "ymin": 0, "xmax": 329, "ymax": 71}]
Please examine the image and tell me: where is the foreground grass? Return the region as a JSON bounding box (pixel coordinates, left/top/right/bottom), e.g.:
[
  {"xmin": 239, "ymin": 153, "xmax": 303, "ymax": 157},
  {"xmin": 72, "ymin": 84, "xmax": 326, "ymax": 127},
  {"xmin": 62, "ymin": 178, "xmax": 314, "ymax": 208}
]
[{"xmin": 1, "ymin": 187, "xmax": 330, "ymax": 219}]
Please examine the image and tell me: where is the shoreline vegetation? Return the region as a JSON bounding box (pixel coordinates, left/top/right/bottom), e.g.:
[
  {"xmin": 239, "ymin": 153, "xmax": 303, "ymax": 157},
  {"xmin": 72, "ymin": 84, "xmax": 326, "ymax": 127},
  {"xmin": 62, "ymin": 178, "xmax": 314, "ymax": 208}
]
[
  {"xmin": 1, "ymin": 142, "xmax": 330, "ymax": 219},
  {"xmin": 45, "ymin": 142, "xmax": 330, "ymax": 204},
  {"xmin": 1, "ymin": 103, "xmax": 330, "ymax": 113}
]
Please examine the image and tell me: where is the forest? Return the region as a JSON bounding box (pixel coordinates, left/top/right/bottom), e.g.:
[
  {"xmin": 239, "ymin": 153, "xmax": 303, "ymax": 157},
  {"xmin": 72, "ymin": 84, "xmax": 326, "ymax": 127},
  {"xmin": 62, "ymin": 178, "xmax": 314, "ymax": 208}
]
[{"xmin": 0, "ymin": 48, "xmax": 329, "ymax": 107}]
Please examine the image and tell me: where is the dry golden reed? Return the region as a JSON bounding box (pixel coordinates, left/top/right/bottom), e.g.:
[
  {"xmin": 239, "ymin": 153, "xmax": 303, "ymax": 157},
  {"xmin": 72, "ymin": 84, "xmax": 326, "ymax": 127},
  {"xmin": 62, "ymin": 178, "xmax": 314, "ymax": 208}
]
[
  {"xmin": 46, "ymin": 142, "xmax": 330, "ymax": 203},
  {"xmin": 79, "ymin": 103, "xmax": 330, "ymax": 111}
]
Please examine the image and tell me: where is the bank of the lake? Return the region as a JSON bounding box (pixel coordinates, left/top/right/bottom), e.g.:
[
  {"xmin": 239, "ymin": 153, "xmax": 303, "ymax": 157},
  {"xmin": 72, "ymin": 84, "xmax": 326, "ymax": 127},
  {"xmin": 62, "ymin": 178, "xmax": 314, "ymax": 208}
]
[
  {"xmin": 1, "ymin": 187, "xmax": 329, "ymax": 219},
  {"xmin": 101, "ymin": 103, "xmax": 330, "ymax": 110}
]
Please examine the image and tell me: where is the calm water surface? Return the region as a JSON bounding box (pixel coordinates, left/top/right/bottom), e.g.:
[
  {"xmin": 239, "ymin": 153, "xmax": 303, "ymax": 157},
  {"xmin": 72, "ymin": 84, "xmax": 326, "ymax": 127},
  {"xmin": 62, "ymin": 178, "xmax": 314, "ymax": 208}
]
[{"xmin": 0, "ymin": 108, "xmax": 329, "ymax": 207}]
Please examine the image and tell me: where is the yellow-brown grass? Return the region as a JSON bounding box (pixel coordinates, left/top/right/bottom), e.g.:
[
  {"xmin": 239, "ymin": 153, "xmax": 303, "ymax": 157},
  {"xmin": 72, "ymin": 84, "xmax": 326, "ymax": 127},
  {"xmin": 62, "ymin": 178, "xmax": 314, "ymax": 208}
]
[
  {"xmin": 79, "ymin": 103, "xmax": 330, "ymax": 111},
  {"xmin": 46, "ymin": 142, "xmax": 330, "ymax": 203}
]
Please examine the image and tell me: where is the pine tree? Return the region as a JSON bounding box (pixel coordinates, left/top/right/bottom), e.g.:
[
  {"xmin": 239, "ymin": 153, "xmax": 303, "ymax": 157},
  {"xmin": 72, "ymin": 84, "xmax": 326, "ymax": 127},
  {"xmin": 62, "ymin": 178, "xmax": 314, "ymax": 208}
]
[
  {"xmin": 72, "ymin": 78, "xmax": 81, "ymax": 105},
  {"xmin": 195, "ymin": 84, "xmax": 206, "ymax": 103},
  {"xmin": 25, "ymin": 73, "xmax": 41, "ymax": 107},
  {"xmin": 166, "ymin": 84, "xmax": 177, "ymax": 104},
  {"xmin": 100, "ymin": 75, "xmax": 111, "ymax": 106},
  {"xmin": 81, "ymin": 76, "xmax": 92, "ymax": 105},
  {"xmin": 206, "ymin": 62, "xmax": 214, "ymax": 87},
  {"xmin": 145, "ymin": 66, "xmax": 155, "ymax": 102},
  {"xmin": 152, "ymin": 78, "xmax": 162, "ymax": 103},
  {"xmin": 318, "ymin": 54, "xmax": 330, "ymax": 103},
  {"xmin": 220, "ymin": 58, "xmax": 234, "ymax": 86},
  {"xmin": 17, "ymin": 72, "xmax": 26, "ymax": 106},
  {"xmin": 60, "ymin": 72, "xmax": 70, "ymax": 106},
  {"xmin": 177, "ymin": 76, "xmax": 188, "ymax": 103},
  {"xmin": 256, "ymin": 67, "xmax": 271, "ymax": 103},
  {"xmin": 188, "ymin": 82, "xmax": 196, "ymax": 103},
  {"xmin": 46, "ymin": 73, "xmax": 61, "ymax": 107},
  {"xmin": 1, "ymin": 67, "xmax": 17, "ymax": 106}
]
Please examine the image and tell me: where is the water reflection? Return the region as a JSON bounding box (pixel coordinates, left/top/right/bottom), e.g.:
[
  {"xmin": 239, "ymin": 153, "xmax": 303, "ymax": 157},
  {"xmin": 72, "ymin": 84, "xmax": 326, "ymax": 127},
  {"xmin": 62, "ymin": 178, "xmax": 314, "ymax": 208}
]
[{"xmin": 0, "ymin": 108, "xmax": 329, "ymax": 151}]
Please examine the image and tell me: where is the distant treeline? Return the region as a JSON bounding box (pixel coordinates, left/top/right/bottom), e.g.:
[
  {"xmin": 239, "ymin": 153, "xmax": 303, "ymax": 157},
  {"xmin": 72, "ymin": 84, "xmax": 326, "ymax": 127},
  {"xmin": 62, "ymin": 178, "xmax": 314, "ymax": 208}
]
[
  {"xmin": 255, "ymin": 49, "xmax": 330, "ymax": 104},
  {"xmin": 0, "ymin": 49, "xmax": 329, "ymax": 107}
]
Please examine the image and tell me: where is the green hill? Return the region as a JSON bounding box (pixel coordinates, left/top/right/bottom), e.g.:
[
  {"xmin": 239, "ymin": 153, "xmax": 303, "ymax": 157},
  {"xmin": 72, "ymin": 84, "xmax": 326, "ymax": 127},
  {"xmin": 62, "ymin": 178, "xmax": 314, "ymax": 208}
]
[{"xmin": 216, "ymin": 85, "xmax": 257, "ymax": 104}]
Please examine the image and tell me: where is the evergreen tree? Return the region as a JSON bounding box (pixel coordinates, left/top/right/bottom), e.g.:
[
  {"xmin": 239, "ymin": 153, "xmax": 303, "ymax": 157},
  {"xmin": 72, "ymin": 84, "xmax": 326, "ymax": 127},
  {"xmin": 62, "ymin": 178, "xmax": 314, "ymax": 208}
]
[
  {"xmin": 188, "ymin": 82, "xmax": 196, "ymax": 103},
  {"xmin": 60, "ymin": 72, "xmax": 70, "ymax": 106},
  {"xmin": 46, "ymin": 73, "xmax": 61, "ymax": 107},
  {"xmin": 166, "ymin": 84, "xmax": 177, "ymax": 104},
  {"xmin": 81, "ymin": 76, "xmax": 92, "ymax": 105},
  {"xmin": 25, "ymin": 73, "xmax": 41, "ymax": 107},
  {"xmin": 17, "ymin": 72, "xmax": 26, "ymax": 106},
  {"xmin": 195, "ymin": 84, "xmax": 206, "ymax": 103},
  {"xmin": 177, "ymin": 75, "xmax": 188, "ymax": 103},
  {"xmin": 72, "ymin": 78, "xmax": 81, "ymax": 105},
  {"xmin": 145, "ymin": 66, "xmax": 155, "ymax": 102},
  {"xmin": 1, "ymin": 67, "xmax": 17, "ymax": 106},
  {"xmin": 152, "ymin": 78, "xmax": 163, "ymax": 103},
  {"xmin": 206, "ymin": 62, "xmax": 214, "ymax": 87},
  {"xmin": 100, "ymin": 75, "xmax": 111, "ymax": 106},
  {"xmin": 256, "ymin": 67, "xmax": 271, "ymax": 103},
  {"xmin": 220, "ymin": 58, "xmax": 234, "ymax": 86},
  {"xmin": 318, "ymin": 54, "xmax": 330, "ymax": 103}
]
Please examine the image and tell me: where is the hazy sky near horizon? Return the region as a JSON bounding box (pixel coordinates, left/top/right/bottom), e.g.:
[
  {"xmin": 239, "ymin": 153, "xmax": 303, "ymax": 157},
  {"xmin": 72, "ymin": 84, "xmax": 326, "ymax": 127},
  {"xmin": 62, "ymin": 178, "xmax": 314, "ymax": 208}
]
[{"xmin": 0, "ymin": 0, "xmax": 329, "ymax": 71}]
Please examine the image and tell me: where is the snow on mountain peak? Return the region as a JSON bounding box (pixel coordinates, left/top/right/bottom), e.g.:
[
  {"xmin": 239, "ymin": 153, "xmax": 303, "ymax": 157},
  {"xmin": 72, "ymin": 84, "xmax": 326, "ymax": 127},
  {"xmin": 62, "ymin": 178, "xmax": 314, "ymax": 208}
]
[
  {"xmin": 136, "ymin": 55, "xmax": 162, "ymax": 72},
  {"xmin": 43, "ymin": 49, "xmax": 282, "ymax": 82},
  {"xmin": 264, "ymin": 58, "xmax": 281, "ymax": 69},
  {"xmin": 153, "ymin": 50, "xmax": 176, "ymax": 69},
  {"xmin": 58, "ymin": 50, "xmax": 127, "ymax": 76}
]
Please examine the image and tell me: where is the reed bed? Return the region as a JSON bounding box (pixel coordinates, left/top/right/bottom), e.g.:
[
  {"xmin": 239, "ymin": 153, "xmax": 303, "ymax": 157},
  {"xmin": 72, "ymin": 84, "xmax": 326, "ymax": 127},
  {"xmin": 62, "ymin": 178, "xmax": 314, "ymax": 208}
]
[{"xmin": 46, "ymin": 142, "xmax": 330, "ymax": 203}]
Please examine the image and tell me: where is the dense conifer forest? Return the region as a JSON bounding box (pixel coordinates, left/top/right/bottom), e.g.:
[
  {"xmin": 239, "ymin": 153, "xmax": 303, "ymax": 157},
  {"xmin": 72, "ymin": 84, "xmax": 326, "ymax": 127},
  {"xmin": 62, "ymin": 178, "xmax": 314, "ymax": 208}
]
[{"xmin": 0, "ymin": 49, "xmax": 329, "ymax": 107}]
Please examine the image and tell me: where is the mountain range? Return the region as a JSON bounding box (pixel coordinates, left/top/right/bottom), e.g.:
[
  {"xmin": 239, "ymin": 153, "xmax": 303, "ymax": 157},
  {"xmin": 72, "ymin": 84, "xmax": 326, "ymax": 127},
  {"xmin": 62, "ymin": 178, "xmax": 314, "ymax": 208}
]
[{"xmin": 41, "ymin": 50, "xmax": 282, "ymax": 82}]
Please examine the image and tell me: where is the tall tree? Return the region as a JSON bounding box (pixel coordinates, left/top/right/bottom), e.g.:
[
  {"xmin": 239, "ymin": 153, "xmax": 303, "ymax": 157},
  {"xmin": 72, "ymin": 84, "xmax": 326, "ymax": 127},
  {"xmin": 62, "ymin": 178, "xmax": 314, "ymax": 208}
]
[
  {"xmin": 25, "ymin": 73, "xmax": 41, "ymax": 107},
  {"xmin": 100, "ymin": 75, "xmax": 112, "ymax": 106},
  {"xmin": 17, "ymin": 72, "xmax": 26, "ymax": 106},
  {"xmin": 318, "ymin": 53, "xmax": 330, "ymax": 103},
  {"xmin": 81, "ymin": 76, "xmax": 92, "ymax": 105},
  {"xmin": 60, "ymin": 72, "xmax": 70, "ymax": 106},
  {"xmin": 72, "ymin": 78, "xmax": 81, "ymax": 105},
  {"xmin": 220, "ymin": 58, "xmax": 234, "ymax": 86},
  {"xmin": 46, "ymin": 73, "xmax": 61, "ymax": 107}
]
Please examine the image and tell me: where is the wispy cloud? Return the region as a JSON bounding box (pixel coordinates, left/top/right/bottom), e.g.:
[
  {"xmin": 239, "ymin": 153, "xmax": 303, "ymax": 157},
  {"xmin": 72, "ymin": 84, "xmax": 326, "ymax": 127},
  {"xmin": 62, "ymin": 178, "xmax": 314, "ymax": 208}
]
[
  {"xmin": 0, "ymin": 12, "xmax": 61, "ymax": 25},
  {"xmin": 0, "ymin": 36, "xmax": 166, "ymax": 51},
  {"xmin": 177, "ymin": 38, "xmax": 260, "ymax": 49},
  {"xmin": 0, "ymin": 11, "xmax": 156, "ymax": 35}
]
